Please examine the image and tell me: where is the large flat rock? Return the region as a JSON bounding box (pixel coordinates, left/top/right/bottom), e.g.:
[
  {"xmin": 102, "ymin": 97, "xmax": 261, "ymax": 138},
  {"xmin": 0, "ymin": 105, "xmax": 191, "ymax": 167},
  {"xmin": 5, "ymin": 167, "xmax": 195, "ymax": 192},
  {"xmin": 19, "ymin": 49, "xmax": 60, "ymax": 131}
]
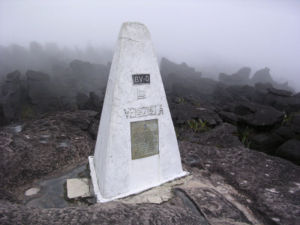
[{"xmin": 0, "ymin": 111, "xmax": 299, "ymax": 224}]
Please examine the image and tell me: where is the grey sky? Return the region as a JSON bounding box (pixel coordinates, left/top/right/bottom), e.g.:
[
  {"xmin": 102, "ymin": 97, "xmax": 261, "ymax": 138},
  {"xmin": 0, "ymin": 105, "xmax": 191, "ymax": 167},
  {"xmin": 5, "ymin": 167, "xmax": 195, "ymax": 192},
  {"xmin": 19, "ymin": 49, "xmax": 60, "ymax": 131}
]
[{"xmin": 1, "ymin": 0, "xmax": 300, "ymax": 89}]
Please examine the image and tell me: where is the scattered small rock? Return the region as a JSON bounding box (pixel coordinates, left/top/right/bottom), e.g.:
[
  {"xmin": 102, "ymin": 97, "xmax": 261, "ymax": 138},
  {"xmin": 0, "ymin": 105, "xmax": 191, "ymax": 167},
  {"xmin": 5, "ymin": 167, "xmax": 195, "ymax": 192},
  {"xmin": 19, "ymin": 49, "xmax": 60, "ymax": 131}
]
[{"xmin": 25, "ymin": 187, "xmax": 40, "ymax": 196}]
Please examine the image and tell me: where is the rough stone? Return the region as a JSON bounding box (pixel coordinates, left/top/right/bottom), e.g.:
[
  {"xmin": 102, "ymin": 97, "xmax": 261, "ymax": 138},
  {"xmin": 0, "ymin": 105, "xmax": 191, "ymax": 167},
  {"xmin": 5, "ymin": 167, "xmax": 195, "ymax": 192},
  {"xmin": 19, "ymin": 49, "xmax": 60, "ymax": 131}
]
[
  {"xmin": 170, "ymin": 103, "xmax": 222, "ymax": 126},
  {"xmin": 25, "ymin": 187, "xmax": 40, "ymax": 196},
  {"xmin": 1, "ymin": 70, "xmax": 22, "ymax": 122},
  {"xmin": 290, "ymin": 114, "xmax": 300, "ymax": 134},
  {"xmin": 276, "ymin": 139, "xmax": 300, "ymax": 165},
  {"xmin": 223, "ymin": 102, "xmax": 284, "ymax": 128},
  {"xmin": 249, "ymin": 133, "xmax": 284, "ymax": 154},
  {"xmin": 219, "ymin": 67, "xmax": 251, "ymax": 86},
  {"xmin": 0, "ymin": 111, "xmax": 299, "ymax": 224},
  {"xmin": 0, "ymin": 110, "xmax": 96, "ymax": 201},
  {"xmin": 252, "ymin": 67, "xmax": 273, "ymax": 84}
]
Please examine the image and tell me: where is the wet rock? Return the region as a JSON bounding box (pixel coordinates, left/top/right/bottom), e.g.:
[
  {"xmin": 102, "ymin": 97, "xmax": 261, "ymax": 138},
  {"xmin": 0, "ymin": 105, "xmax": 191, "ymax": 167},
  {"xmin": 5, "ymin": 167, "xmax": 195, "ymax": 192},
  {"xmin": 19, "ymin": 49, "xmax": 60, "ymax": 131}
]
[
  {"xmin": 0, "ymin": 111, "xmax": 96, "ymax": 199},
  {"xmin": 276, "ymin": 139, "xmax": 300, "ymax": 165}
]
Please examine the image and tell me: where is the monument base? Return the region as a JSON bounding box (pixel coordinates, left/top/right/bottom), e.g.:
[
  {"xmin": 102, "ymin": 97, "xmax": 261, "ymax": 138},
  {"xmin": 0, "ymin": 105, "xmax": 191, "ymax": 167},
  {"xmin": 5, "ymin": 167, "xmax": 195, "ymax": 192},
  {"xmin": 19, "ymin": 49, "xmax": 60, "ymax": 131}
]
[{"xmin": 88, "ymin": 156, "xmax": 189, "ymax": 203}]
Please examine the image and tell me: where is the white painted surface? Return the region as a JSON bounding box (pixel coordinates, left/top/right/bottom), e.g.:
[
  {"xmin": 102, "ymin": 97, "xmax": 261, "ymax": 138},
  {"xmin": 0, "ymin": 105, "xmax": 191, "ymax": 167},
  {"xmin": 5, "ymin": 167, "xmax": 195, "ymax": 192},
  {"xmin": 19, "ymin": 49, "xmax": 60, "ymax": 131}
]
[
  {"xmin": 66, "ymin": 178, "xmax": 90, "ymax": 199},
  {"xmin": 90, "ymin": 22, "xmax": 188, "ymax": 202}
]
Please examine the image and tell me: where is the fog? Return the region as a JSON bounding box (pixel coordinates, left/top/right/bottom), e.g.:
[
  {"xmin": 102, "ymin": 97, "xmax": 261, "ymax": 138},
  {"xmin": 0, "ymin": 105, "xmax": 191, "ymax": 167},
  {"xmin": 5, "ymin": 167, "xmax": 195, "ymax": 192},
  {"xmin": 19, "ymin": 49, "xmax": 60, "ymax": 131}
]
[{"xmin": 1, "ymin": 0, "xmax": 300, "ymax": 90}]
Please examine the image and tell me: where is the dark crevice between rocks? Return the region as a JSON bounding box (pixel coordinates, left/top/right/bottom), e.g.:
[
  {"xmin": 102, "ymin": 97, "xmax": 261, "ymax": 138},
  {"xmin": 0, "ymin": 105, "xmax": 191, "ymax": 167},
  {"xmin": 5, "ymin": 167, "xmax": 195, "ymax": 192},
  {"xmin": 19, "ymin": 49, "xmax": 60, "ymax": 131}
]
[{"xmin": 173, "ymin": 188, "xmax": 211, "ymax": 225}]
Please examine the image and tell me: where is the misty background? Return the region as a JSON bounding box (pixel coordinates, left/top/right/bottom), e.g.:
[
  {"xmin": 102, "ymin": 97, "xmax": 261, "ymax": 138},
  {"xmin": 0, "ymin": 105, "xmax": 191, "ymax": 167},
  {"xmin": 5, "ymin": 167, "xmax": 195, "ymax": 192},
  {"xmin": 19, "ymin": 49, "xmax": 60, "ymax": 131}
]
[{"xmin": 0, "ymin": 0, "xmax": 300, "ymax": 90}]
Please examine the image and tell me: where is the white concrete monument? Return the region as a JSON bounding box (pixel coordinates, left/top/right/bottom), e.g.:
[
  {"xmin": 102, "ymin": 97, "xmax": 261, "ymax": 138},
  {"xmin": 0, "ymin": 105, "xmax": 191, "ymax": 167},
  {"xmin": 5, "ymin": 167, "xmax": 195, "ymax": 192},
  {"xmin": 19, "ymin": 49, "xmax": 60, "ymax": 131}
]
[{"xmin": 89, "ymin": 22, "xmax": 188, "ymax": 202}]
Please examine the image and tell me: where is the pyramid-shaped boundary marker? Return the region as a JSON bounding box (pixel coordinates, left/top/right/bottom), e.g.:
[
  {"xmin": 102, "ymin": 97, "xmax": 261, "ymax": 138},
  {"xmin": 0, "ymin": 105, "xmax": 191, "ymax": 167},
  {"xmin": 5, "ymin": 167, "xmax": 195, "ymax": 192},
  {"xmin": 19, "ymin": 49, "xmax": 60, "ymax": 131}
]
[{"xmin": 89, "ymin": 22, "xmax": 188, "ymax": 202}]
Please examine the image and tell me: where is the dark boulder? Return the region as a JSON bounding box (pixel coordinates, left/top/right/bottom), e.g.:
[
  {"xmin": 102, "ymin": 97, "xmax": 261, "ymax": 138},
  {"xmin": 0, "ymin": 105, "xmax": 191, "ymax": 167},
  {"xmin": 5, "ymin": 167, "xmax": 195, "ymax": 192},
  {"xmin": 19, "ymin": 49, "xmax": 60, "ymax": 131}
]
[
  {"xmin": 76, "ymin": 92, "xmax": 89, "ymax": 110},
  {"xmin": 218, "ymin": 111, "xmax": 239, "ymax": 124},
  {"xmin": 69, "ymin": 60, "xmax": 109, "ymax": 94},
  {"xmin": 160, "ymin": 57, "xmax": 202, "ymax": 91},
  {"xmin": 254, "ymin": 82, "xmax": 273, "ymax": 93},
  {"xmin": 214, "ymin": 85, "xmax": 261, "ymax": 107},
  {"xmin": 160, "ymin": 57, "xmax": 201, "ymax": 79},
  {"xmin": 170, "ymin": 103, "xmax": 221, "ymax": 127},
  {"xmin": 1, "ymin": 71, "xmax": 23, "ymax": 122},
  {"xmin": 25, "ymin": 70, "xmax": 77, "ymax": 113},
  {"xmin": 251, "ymin": 67, "xmax": 273, "ymax": 84},
  {"xmin": 273, "ymin": 126, "xmax": 296, "ymax": 140},
  {"xmin": 76, "ymin": 92, "xmax": 102, "ymax": 112},
  {"xmin": 171, "ymin": 77, "xmax": 220, "ymax": 105},
  {"xmin": 27, "ymin": 70, "xmax": 50, "ymax": 82},
  {"xmin": 267, "ymin": 87, "xmax": 293, "ymax": 97},
  {"xmin": 220, "ymin": 102, "xmax": 284, "ymax": 128},
  {"xmin": 88, "ymin": 92, "xmax": 102, "ymax": 112},
  {"xmin": 249, "ymin": 133, "xmax": 285, "ymax": 154},
  {"xmin": 218, "ymin": 67, "xmax": 251, "ymax": 86},
  {"xmin": 240, "ymin": 104, "xmax": 284, "ymax": 128},
  {"xmin": 290, "ymin": 114, "xmax": 300, "ymax": 134},
  {"xmin": 276, "ymin": 139, "xmax": 300, "ymax": 165},
  {"xmin": 26, "ymin": 70, "xmax": 55, "ymax": 112}
]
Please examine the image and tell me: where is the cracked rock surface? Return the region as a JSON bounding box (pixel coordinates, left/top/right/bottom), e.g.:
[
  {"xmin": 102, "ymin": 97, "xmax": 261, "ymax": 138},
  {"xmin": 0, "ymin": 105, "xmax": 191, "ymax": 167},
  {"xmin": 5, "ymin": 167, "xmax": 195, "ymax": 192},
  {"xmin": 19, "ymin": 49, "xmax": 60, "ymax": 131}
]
[{"xmin": 0, "ymin": 110, "xmax": 299, "ymax": 225}]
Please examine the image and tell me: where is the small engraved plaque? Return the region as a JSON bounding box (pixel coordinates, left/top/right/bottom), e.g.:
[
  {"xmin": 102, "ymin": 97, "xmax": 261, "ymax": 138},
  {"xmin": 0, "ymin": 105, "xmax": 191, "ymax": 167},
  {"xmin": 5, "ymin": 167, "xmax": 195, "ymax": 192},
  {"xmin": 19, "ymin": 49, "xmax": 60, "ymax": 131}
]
[
  {"xmin": 131, "ymin": 119, "xmax": 159, "ymax": 160},
  {"xmin": 132, "ymin": 74, "xmax": 150, "ymax": 85}
]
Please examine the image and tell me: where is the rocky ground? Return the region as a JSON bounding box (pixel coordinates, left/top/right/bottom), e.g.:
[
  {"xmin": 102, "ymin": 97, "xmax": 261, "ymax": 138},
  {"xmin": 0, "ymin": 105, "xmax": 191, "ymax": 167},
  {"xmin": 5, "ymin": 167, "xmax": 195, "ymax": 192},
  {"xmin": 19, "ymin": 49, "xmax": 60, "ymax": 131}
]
[
  {"xmin": 0, "ymin": 110, "xmax": 299, "ymax": 225},
  {"xmin": 0, "ymin": 58, "xmax": 300, "ymax": 224}
]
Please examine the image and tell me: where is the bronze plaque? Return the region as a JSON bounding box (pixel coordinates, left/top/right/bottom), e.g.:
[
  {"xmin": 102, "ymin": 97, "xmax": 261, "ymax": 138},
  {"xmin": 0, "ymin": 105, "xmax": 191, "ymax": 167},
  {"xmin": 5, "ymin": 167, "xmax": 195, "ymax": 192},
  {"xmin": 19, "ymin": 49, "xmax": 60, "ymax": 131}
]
[{"xmin": 131, "ymin": 119, "xmax": 159, "ymax": 160}]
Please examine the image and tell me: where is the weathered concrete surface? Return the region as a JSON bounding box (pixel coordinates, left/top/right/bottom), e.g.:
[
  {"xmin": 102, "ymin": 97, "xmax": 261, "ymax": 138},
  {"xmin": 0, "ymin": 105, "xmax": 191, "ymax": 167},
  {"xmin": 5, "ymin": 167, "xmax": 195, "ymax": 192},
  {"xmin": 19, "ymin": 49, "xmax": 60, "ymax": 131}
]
[
  {"xmin": 67, "ymin": 178, "xmax": 91, "ymax": 199},
  {"xmin": 119, "ymin": 175, "xmax": 192, "ymax": 204},
  {"xmin": 92, "ymin": 22, "xmax": 186, "ymax": 202}
]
